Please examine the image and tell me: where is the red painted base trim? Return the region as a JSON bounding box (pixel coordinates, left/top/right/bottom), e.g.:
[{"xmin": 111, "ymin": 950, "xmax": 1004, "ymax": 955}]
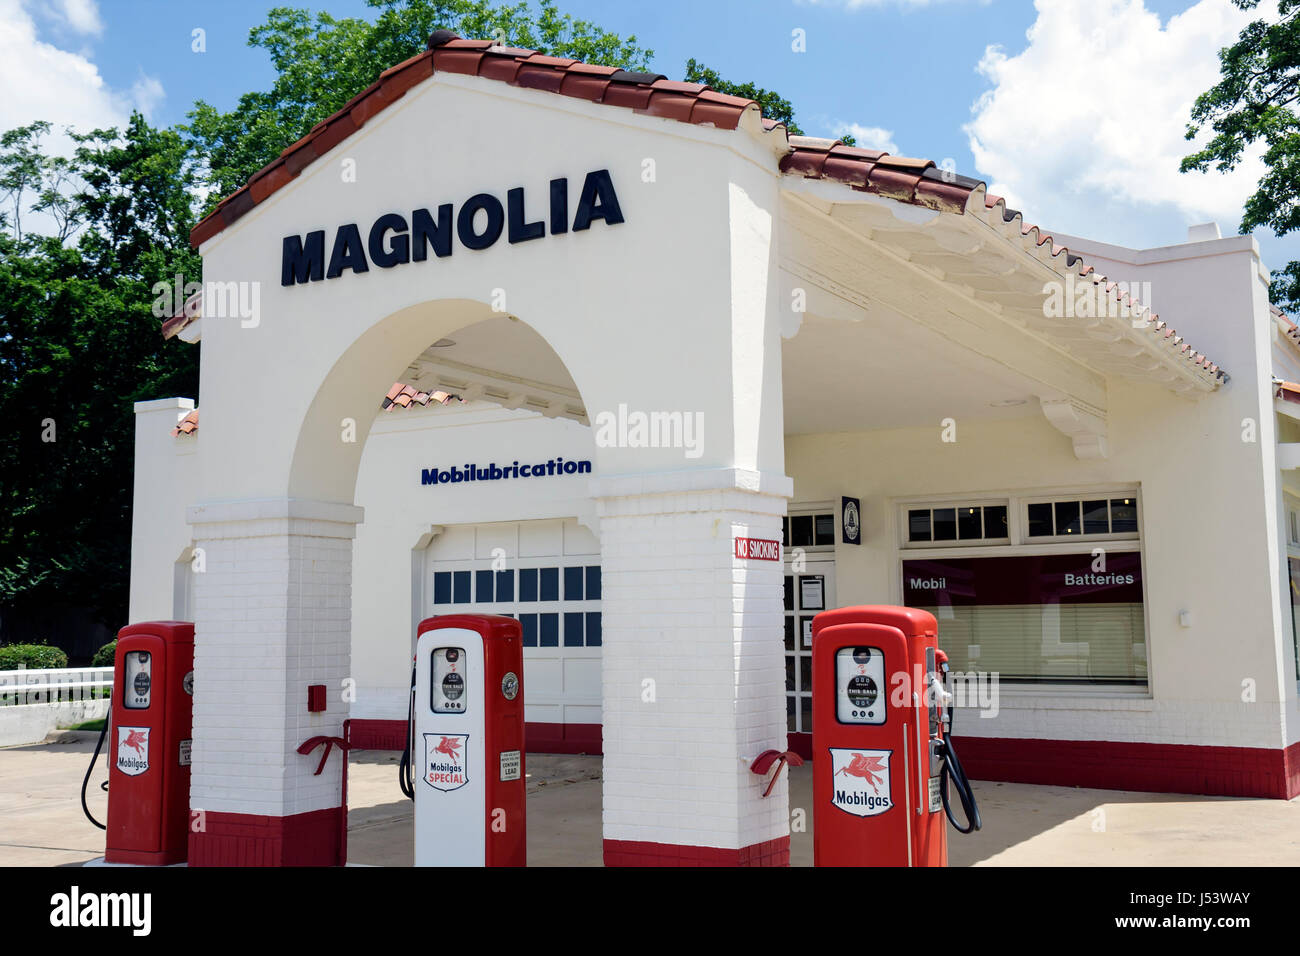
[
  {"xmin": 104, "ymin": 846, "xmax": 185, "ymax": 866},
  {"xmin": 603, "ymin": 836, "xmax": 789, "ymax": 867},
  {"xmin": 188, "ymin": 807, "xmax": 344, "ymax": 867},
  {"xmin": 524, "ymin": 721, "xmax": 602, "ymax": 754},
  {"xmin": 348, "ymin": 718, "xmax": 603, "ymax": 755},
  {"xmin": 953, "ymin": 736, "xmax": 1300, "ymax": 800}
]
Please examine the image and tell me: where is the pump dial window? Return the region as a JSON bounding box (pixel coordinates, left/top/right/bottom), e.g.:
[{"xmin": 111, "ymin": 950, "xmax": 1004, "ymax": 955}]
[
  {"xmin": 431, "ymin": 646, "xmax": 468, "ymax": 714},
  {"xmin": 835, "ymin": 646, "xmax": 886, "ymax": 725}
]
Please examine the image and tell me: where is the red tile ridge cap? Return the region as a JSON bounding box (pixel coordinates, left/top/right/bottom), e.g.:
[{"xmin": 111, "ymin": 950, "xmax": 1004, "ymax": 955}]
[{"xmin": 189, "ymin": 31, "xmax": 776, "ymax": 249}]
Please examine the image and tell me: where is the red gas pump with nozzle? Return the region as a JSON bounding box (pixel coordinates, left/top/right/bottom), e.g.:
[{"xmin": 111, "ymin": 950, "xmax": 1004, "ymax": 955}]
[
  {"xmin": 811, "ymin": 605, "xmax": 980, "ymax": 866},
  {"xmin": 81, "ymin": 621, "xmax": 195, "ymax": 865},
  {"xmin": 398, "ymin": 614, "xmax": 526, "ymax": 866}
]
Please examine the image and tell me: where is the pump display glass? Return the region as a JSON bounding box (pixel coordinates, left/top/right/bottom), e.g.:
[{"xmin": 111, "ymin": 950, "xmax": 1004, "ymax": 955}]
[
  {"xmin": 430, "ymin": 647, "xmax": 469, "ymax": 713},
  {"xmin": 122, "ymin": 651, "xmax": 152, "ymax": 709}
]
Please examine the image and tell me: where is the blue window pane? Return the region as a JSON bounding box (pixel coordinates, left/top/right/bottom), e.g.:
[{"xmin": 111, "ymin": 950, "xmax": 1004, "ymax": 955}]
[
  {"xmin": 520, "ymin": 568, "xmax": 538, "ymax": 601},
  {"xmin": 495, "ymin": 570, "xmax": 514, "ymax": 602},
  {"xmin": 564, "ymin": 566, "xmax": 584, "ymax": 601},
  {"xmin": 564, "ymin": 612, "xmax": 583, "ymax": 646},
  {"xmin": 540, "ymin": 567, "xmax": 559, "ymax": 602},
  {"xmin": 453, "ymin": 570, "xmax": 471, "ymax": 604},
  {"xmin": 585, "ymin": 566, "xmax": 601, "ymax": 600},
  {"xmin": 520, "ymin": 613, "xmax": 538, "ymax": 647},
  {"xmin": 540, "ymin": 613, "xmax": 559, "ymax": 647},
  {"xmin": 433, "ymin": 571, "xmax": 452, "ymax": 605},
  {"xmin": 585, "ymin": 612, "xmax": 601, "ymax": 647},
  {"xmin": 475, "ymin": 569, "xmax": 494, "ymax": 603}
]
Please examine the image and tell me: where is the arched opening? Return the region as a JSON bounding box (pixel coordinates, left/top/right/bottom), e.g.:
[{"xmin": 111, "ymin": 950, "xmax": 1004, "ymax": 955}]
[{"xmin": 295, "ymin": 300, "xmax": 604, "ymax": 865}]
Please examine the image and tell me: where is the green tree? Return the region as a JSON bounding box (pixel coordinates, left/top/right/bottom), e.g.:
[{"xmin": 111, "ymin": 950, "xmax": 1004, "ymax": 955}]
[
  {"xmin": 0, "ymin": 113, "xmax": 200, "ymax": 626},
  {"xmin": 1182, "ymin": 0, "xmax": 1300, "ymax": 311},
  {"xmin": 185, "ymin": 0, "xmax": 655, "ymax": 203}
]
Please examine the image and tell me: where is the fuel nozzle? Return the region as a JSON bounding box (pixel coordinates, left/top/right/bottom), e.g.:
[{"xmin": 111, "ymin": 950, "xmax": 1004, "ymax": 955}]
[{"xmin": 934, "ymin": 649, "xmax": 953, "ymax": 731}]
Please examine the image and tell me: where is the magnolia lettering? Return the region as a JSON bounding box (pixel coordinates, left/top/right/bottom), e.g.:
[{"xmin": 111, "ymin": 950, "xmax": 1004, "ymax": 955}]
[
  {"xmin": 282, "ymin": 169, "xmax": 624, "ymax": 286},
  {"xmin": 422, "ymin": 457, "xmax": 591, "ymax": 486}
]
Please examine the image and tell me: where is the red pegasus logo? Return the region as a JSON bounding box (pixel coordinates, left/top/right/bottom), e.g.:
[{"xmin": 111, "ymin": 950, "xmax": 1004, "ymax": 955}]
[
  {"xmin": 835, "ymin": 752, "xmax": 886, "ymax": 793},
  {"xmin": 434, "ymin": 736, "xmax": 462, "ymax": 761},
  {"xmin": 122, "ymin": 730, "xmax": 147, "ymax": 757}
]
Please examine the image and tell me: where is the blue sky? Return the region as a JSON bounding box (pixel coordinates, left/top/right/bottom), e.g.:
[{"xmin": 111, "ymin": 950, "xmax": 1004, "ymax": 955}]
[{"xmin": 6, "ymin": 0, "xmax": 1297, "ymax": 271}]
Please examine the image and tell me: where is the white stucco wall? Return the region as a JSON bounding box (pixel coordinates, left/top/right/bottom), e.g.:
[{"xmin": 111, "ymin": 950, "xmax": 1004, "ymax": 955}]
[{"xmin": 128, "ymin": 399, "xmax": 198, "ymax": 623}]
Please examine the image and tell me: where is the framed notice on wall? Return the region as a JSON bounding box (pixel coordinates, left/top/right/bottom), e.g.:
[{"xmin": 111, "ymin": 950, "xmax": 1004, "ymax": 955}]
[{"xmin": 799, "ymin": 575, "xmax": 825, "ymax": 611}]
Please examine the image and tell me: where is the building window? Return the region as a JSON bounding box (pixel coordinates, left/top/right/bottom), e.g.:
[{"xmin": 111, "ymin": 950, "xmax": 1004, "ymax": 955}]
[
  {"xmin": 906, "ymin": 503, "xmax": 1009, "ymax": 545},
  {"xmin": 901, "ymin": 552, "xmax": 1146, "ymax": 684},
  {"xmin": 433, "ymin": 562, "xmax": 602, "ymax": 648},
  {"xmin": 899, "ymin": 489, "xmax": 1146, "ymax": 687},
  {"xmin": 1025, "ymin": 497, "xmax": 1138, "ymax": 538},
  {"xmin": 783, "ymin": 511, "xmax": 836, "ymax": 548},
  {"xmin": 1289, "ymin": 558, "xmax": 1300, "ymax": 681}
]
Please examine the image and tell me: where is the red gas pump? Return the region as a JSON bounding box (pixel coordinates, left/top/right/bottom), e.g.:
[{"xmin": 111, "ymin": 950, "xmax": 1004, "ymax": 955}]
[
  {"xmin": 101, "ymin": 621, "xmax": 195, "ymax": 865},
  {"xmin": 811, "ymin": 606, "xmax": 980, "ymax": 867},
  {"xmin": 398, "ymin": 614, "xmax": 526, "ymax": 866}
]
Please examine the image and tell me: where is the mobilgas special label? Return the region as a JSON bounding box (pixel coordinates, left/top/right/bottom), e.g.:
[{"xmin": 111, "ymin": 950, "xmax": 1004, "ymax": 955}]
[
  {"xmin": 424, "ymin": 733, "xmax": 469, "ymax": 792},
  {"xmin": 829, "ymin": 748, "xmax": 893, "ymax": 817}
]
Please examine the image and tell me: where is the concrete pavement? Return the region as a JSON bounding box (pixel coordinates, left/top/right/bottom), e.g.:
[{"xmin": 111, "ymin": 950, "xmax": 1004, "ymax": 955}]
[{"xmin": 4, "ymin": 735, "xmax": 1299, "ymax": 866}]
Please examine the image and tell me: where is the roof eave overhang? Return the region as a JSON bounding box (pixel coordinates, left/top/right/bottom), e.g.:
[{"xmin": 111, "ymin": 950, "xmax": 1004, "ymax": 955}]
[{"xmin": 779, "ymin": 174, "xmax": 1227, "ymax": 399}]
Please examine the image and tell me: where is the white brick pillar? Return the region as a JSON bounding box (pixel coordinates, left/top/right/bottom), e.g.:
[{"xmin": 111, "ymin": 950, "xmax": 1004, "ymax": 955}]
[
  {"xmin": 595, "ymin": 467, "xmax": 793, "ymax": 866},
  {"xmin": 185, "ymin": 498, "xmax": 362, "ymax": 866}
]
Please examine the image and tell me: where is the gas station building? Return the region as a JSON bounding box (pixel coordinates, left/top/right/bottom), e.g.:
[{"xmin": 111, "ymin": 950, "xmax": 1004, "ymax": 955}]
[{"xmin": 126, "ymin": 33, "xmax": 1300, "ymax": 866}]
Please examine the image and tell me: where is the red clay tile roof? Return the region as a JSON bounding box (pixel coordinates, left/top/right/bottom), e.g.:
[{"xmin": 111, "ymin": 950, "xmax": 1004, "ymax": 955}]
[
  {"xmin": 1272, "ymin": 303, "xmax": 1300, "ymax": 353},
  {"xmin": 382, "ymin": 383, "xmax": 462, "ymax": 411},
  {"xmin": 169, "ymin": 384, "xmax": 460, "ymax": 435},
  {"xmin": 189, "ymin": 32, "xmax": 767, "ymax": 248},
  {"xmin": 172, "ymin": 408, "xmax": 199, "ymax": 436},
  {"xmin": 780, "ymin": 136, "xmax": 1227, "ymax": 385},
  {"xmin": 181, "ymin": 31, "xmax": 1227, "ymax": 389}
]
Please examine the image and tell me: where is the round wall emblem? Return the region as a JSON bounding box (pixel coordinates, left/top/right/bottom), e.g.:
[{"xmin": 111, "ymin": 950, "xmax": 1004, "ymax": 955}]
[
  {"xmin": 844, "ymin": 500, "xmax": 861, "ymax": 543},
  {"xmin": 501, "ymin": 671, "xmax": 519, "ymax": 701}
]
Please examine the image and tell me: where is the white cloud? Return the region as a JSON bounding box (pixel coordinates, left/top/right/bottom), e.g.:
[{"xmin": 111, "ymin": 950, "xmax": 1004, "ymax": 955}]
[
  {"xmin": 130, "ymin": 74, "xmax": 165, "ymax": 120},
  {"xmin": 834, "ymin": 122, "xmax": 898, "ymax": 152},
  {"xmin": 965, "ymin": 0, "xmax": 1265, "ymax": 244},
  {"xmin": 0, "ymin": 0, "xmax": 162, "ymax": 141},
  {"xmin": 49, "ymin": 0, "xmax": 103, "ymax": 36}
]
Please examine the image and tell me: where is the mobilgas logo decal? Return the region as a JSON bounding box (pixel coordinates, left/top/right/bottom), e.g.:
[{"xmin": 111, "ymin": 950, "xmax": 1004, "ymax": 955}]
[
  {"xmin": 424, "ymin": 733, "xmax": 469, "ymax": 792},
  {"xmin": 829, "ymin": 748, "xmax": 893, "ymax": 817},
  {"xmin": 116, "ymin": 727, "xmax": 150, "ymax": 777},
  {"xmin": 422, "ymin": 456, "xmax": 591, "ymax": 486},
  {"xmin": 282, "ymin": 169, "xmax": 624, "ymax": 286}
]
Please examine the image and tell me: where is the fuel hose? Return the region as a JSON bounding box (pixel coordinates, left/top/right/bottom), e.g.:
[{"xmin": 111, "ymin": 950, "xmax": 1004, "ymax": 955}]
[
  {"xmin": 398, "ymin": 666, "xmax": 416, "ymax": 800},
  {"xmin": 80, "ymin": 705, "xmax": 110, "ymax": 830},
  {"xmin": 939, "ymin": 697, "xmax": 982, "ymax": 834}
]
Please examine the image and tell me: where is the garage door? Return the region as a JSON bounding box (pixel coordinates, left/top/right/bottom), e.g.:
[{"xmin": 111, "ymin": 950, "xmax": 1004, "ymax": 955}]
[{"xmin": 427, "ymin": 518, "xmax": 601, "ymax": 745}]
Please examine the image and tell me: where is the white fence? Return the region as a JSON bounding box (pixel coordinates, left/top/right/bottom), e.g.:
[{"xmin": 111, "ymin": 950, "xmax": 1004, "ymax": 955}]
[{"xmin": 0, "ymin": 666, "xmax": 112, "ymax": 747}]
